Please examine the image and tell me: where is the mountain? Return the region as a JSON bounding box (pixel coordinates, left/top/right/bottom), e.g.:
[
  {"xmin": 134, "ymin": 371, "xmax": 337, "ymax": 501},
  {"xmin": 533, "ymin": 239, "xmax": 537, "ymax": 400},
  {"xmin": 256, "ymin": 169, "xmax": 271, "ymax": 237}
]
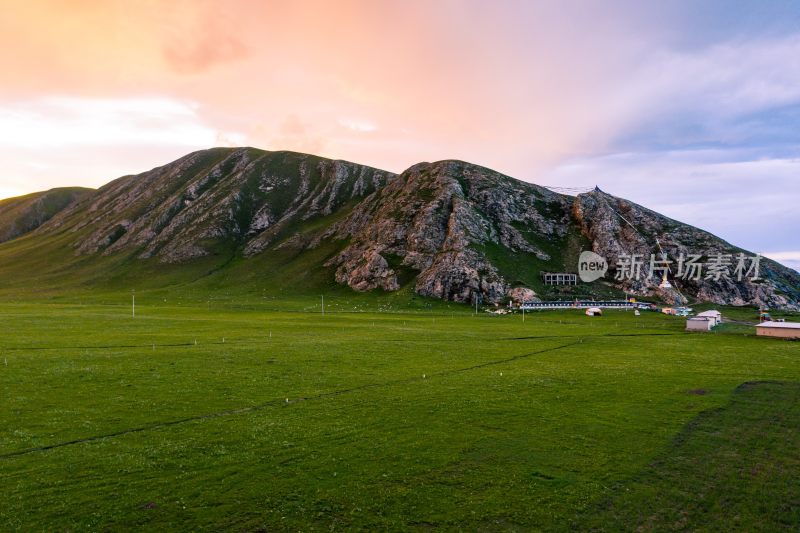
[
  {"xmin": 2, "ymin": 147, "xmax": 798, "ymax": 309},
  {"xmin": 0, "ymin": 187, "xmax": 92, "ymax": 244},
  {"xmin": 320, "ymin": 159, "xmax": 799, "ymax": 308},
  {"xmin": 321, "ymin": 160, "xmax": 578, "ymax": 301},
  {"xmin": 45, "ymin": 147, "xmax": 394, "ymax": 263},
  {"xmin": 573, "ymin": 191, "xmax": 799, "ymax": 307}
]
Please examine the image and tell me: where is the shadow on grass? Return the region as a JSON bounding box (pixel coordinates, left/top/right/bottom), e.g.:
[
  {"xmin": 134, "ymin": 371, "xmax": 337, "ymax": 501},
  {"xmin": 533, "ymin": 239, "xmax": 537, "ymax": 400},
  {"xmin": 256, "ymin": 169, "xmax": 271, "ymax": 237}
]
[{"xmin": 576, "ymin": 380, "xmax": 800, "ymax": 532}]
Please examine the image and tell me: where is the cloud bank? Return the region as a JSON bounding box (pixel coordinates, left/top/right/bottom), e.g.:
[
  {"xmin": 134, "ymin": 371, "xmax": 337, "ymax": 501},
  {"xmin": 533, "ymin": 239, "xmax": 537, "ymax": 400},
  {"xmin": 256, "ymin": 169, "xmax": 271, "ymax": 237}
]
[{"xmin": 0, "ymin": 0, "xmax": 797, "ymax": 265}]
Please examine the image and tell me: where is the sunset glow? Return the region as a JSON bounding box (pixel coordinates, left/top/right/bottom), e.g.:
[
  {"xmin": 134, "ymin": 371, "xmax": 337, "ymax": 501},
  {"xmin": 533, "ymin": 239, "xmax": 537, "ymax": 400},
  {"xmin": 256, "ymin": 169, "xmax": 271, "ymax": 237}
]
[{"xmin": 1, "ymin": 0, "xmax": 798, "ymax": 267}]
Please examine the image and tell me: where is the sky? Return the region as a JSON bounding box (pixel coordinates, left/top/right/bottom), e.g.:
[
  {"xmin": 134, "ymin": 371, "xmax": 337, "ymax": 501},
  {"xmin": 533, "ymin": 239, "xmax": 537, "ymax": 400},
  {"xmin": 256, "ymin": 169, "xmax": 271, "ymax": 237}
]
[{"xmin": 0, "ymin": 0, "xmax": 798, "ymax": 270}]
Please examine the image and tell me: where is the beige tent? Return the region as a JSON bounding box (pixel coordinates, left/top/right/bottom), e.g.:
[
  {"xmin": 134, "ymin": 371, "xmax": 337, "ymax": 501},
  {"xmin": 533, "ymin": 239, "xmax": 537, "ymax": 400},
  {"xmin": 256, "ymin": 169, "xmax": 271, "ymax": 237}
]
[
  {"xmin": 585, "ymin": 307, "xmax": 602, "ymax": 316},
  {"xmin": 756, "ymin": 321, "xmax": 800, "ymax": 339}
]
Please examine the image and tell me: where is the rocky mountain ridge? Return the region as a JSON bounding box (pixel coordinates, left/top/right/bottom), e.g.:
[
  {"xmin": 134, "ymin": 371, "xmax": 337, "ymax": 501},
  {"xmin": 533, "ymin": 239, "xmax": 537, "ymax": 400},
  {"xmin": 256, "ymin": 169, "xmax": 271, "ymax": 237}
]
[
  {"xmin": 42, "ymin": 148, "xmax": 394, "ymax": 263},
  {"xmin": 4, "ymin": 147, "xmax": 799, "ymax": 309}
]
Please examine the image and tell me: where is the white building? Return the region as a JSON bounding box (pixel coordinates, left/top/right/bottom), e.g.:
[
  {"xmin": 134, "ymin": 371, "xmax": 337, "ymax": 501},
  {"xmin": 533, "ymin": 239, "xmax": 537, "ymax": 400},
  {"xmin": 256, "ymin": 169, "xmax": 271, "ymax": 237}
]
[
  {"xmin": 696, "ymin": 310, "xmax": 722, "ymax": 326},
  {"xmin": 686, "ymin": 317, "xmax": 713, "ymax": 331}
]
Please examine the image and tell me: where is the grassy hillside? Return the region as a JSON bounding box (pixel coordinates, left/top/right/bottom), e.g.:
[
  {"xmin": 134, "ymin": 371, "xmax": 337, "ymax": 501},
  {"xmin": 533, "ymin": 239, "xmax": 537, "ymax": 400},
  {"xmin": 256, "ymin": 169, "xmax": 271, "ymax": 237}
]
[
  {"xmin": 0, "ymin": 150, "xmax": 795, "ymax": 309},
  {"xmin": 0, "ymin": 187, "xmax": 92, "ymax": 243},
  {"xmin": 0, "ymin": 213, "xmax": 466, "ymax": 314},
  {"xmin": 2, "ymin": 300, "xmax": 799, "ymax": 530}
]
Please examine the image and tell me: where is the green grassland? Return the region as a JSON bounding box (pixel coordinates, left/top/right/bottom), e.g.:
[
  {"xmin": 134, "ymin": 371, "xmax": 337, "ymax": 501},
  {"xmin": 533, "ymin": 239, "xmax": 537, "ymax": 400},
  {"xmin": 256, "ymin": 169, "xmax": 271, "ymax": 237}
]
[{"xmin": 2, "ymin": 294, "xmax": 799, "ymax": 531}]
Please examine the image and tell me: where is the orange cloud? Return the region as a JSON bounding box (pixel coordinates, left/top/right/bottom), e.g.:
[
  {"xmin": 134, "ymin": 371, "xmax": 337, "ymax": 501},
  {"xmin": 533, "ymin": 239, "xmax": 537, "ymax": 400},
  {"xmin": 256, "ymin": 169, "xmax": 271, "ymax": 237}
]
[{"xmin": 0, "ymin": 1, "xmax": 668, "ymax": 186}]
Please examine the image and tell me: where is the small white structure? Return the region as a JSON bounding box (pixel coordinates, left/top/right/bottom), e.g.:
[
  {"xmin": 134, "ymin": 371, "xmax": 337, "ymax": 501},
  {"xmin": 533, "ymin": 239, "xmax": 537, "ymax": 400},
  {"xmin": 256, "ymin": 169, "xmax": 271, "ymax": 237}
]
[
  {"xmin": 756, "ymin": 321, "xmax": 800, "ymax": 339},
  {"xmin": 696, "ymin": 310, "xmax": 722, "ymax": 326},
  {"xmin": 686, "ymin": 317, "xmax": 713, "ymax": 332},
  {"xmin": 541, "ymin": 272, "xmax": 578, "ymax": 286},
  {"xmin": 585, "ymin": 307, "xmax": 603, "ymax": 316}
]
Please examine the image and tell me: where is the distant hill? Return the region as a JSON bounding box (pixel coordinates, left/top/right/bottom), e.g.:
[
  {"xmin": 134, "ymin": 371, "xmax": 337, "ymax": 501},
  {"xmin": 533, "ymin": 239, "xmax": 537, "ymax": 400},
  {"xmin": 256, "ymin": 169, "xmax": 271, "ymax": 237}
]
[
  {"xmin": 1, "ymin": 147, "xmax": 798, "ymax": 309},
  {"xmin": 0, "ymin": 187, "xmax": 92, "ymax": 244}
]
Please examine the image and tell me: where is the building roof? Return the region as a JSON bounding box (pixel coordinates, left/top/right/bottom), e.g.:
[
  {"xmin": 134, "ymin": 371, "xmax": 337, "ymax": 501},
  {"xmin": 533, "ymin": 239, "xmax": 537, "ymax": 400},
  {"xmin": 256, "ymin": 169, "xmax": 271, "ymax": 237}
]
[
  {"xmin": 687, "ymin": 317, "xmax": 711, "ymax": 321},
  {"xmin": 697, "ymin": 310, "xmax": 722, "ymax": 317},
  {"xmin": 756, "ymin": 321, "xmax": 800, "ymax": 329}
]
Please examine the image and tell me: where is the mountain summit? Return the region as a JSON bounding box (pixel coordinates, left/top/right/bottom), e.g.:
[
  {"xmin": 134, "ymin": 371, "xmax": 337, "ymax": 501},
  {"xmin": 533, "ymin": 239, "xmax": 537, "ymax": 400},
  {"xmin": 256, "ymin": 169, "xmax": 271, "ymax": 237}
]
[
  {"xmin": 2, "ymin": 147, "xmax": 798, "ymax": 309},
  {"xmin": 46, "ymin": 148, "xmax": 393, "ymax": 262}
]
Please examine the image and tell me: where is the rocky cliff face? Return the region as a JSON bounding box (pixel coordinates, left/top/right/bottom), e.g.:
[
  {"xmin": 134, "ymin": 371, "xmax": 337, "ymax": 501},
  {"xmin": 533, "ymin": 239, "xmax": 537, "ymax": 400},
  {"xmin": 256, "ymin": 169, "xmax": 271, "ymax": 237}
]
[
  {"xmin": 321, "ymin": 160, "xmax": 572, "ymax": 303},
  {"xmin": 573, "ymin": 189, "xmax": 800, "ymax": 309},
  {"xmin": 25, "ymin": 148, "xmax": 800, "ymax": 309},
  {"xmin": 317, "ymin": 163, "xmax": 799, "ymax": 309},
  {"xmin": 45, "ymin": 148, "xmax": 394, "ymax": 262},
  {"xmin": 0, "ymin": 187, "xmax": 91, "ymax": 244}
]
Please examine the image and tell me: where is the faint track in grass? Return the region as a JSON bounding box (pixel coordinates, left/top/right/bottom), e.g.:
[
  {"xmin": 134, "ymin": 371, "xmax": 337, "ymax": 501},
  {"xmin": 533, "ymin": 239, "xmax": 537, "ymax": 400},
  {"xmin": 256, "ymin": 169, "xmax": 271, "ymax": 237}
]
[
  {"xmin": 0, "ymin": 332, "xmax": 679, "ymax": 352},
  {"xmin": 0, "ymin": 341, "xmax": 582, "ymax": 460},
  {"xmin": 377, "ymin": 332, "xmax": 683, "ymax": 343},
  {"xmin": 503, "ymin": 332, "xmax": 682, "ymax": 341}
]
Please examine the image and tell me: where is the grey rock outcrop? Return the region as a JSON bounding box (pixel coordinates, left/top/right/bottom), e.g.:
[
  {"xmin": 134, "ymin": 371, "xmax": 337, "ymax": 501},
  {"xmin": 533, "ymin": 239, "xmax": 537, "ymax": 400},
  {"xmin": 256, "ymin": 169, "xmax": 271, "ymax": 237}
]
[
  {"xmin": 322, "ymin": 160, "xmax": 572, "ymax": 304},
  {"xmin": 573, "ymin": 189, "xmax": 800, "ymax": 309}
]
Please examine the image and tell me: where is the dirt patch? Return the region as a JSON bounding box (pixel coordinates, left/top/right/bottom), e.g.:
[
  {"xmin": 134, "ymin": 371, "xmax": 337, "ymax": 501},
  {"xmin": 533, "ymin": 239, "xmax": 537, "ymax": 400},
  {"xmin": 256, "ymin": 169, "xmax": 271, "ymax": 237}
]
[{"xmin": 687, "ymin": 389, "xmax": 708, "ymax": 395}]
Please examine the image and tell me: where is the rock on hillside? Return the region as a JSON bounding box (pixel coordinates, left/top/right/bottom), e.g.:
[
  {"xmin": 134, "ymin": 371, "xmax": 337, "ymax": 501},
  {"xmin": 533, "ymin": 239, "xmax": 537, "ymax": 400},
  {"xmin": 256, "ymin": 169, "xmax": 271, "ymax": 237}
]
[
  {"xmin": 321, "ymin": 160, "xmax": 574, "ymax": 303},
  {"xmin": 0, "ymin": 187, "xmax": 92, "ymax": 244},
  {"xmin": 25, "ymin": 149, "xmax": 800, "ymax": 310},
  {"xmin": 320, "ymin": 161, "xmax": 798, "ymax": 308},
  {"xmin": 573, "ymin": 189, "xmax": 800, "ymax": 308},
  {"xmin": 44, "ymin": 148, "xmax": 394, "ymax": 262}
]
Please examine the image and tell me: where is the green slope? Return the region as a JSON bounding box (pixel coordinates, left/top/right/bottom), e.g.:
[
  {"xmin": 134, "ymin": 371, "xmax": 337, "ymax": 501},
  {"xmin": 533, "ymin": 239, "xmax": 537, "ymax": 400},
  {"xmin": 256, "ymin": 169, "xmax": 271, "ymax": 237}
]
[
  {"xmin": 0, "ymin": 198, "xmax": 457, "ymax": 313},
  {"xmin": 0, "ymin": 148, "xmax": 399, "ymax": 306},
  {"xmin": 0, "ymin": 187, "xmax": 92, "ymax": 243}
]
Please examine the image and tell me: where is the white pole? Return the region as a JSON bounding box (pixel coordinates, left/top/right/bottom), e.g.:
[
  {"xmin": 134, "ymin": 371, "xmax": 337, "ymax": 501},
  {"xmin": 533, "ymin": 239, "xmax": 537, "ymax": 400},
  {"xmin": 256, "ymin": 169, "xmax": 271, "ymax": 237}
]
[
  {"xmin": 132, "ymin": 290, "xmax": 135, "ymax": 318},
  {"xmin": 322, "ymin": 295, "xmax": 325, "ymax": 316}
]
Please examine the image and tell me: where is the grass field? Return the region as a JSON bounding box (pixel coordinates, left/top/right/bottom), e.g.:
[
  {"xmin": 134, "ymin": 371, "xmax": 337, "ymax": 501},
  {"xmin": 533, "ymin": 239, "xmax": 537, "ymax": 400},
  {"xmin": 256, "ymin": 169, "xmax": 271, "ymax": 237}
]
[{"xmin": 1, "ymin": 296, "xmax": 799, "ymax": 531}]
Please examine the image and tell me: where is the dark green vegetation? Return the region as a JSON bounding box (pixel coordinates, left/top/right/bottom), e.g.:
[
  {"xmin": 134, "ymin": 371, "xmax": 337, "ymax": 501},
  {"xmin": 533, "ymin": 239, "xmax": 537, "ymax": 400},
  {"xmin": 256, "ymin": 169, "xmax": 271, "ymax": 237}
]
[
  {"xmin": 580, "ymin": 381, "xmax": 800, "ymax": 531},
  {"xmin": 2, "ymin": 297, "xmax": 799, "ymax": 531},
  {"xmin": 0, "ymin": 187, "xmax": 92, "ymax": 243}
]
